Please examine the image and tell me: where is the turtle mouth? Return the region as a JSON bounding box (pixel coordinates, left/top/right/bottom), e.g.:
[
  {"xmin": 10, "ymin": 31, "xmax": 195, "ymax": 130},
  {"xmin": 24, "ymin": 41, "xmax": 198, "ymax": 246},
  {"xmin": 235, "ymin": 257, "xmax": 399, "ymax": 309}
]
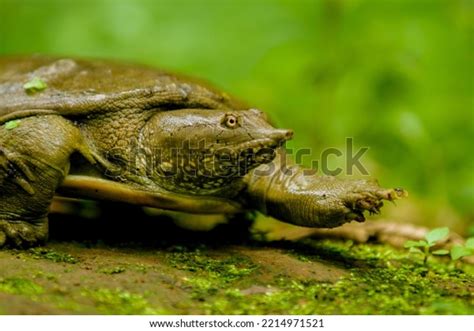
[
  {"xmin": 231, "ymin": 137, "xmax": 285, "ymax": 152},
  {"xmin": 216, "ymin": 130, "xmax": 293, "ymax": 166},
  {"xmin": 227, "ymin": 129, "xmax": 294, "ymax": 152}
]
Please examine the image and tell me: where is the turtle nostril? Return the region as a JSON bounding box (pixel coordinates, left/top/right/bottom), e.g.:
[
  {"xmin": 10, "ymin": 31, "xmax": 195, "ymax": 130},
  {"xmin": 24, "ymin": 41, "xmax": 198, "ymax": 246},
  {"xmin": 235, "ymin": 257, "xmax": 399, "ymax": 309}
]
[{"xmin": 268, "ymin": 129, "xmax": 294, "ymax": 142}]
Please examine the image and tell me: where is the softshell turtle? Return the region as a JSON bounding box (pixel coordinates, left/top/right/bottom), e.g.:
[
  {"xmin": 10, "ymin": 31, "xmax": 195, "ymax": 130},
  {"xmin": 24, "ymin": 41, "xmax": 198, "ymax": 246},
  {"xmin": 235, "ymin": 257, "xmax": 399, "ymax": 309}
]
[{"xmin": 0, "ymin": 55, "xmax": 405, "ymax": 247}]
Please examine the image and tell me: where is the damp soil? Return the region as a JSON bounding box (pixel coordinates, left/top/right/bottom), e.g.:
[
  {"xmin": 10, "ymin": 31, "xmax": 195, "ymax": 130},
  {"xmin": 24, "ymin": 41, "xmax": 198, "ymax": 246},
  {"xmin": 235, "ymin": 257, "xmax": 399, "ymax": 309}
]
[{"xmin": 0, "ymin": 203, "xmax": 472, "ymax": 315}]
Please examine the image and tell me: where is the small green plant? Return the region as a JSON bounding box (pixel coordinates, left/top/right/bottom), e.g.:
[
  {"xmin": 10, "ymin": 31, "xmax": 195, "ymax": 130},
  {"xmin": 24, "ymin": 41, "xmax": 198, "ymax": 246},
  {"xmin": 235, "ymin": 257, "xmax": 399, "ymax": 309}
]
[
  {"xmin": 468, "ymin": 226, "xmax": 474, "ymax": 237},
  {"xmin": 23, "ymin": 77, "xmax": 47, "ymax": 94},
  {"xmin": 450, "ymin": 237, "xmax": 474, "ymax": 262},
  {"xmin": 404, "ymin": 227, "xmax": 450, "ymax": 264}
]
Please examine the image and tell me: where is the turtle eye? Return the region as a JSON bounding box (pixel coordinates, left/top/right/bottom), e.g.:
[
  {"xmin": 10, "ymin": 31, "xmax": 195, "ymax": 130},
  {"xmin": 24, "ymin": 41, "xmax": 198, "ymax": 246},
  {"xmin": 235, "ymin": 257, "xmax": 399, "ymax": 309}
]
[{"xmin": 223, "ymin": 114, "xmax": 239, "ymax": 129}]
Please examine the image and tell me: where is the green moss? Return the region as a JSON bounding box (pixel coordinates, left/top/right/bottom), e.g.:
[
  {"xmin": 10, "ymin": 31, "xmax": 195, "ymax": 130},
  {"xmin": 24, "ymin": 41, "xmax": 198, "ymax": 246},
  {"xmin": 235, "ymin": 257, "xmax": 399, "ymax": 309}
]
[
  {"xmin": 167, "ymin": 247, "xmax": 258, "ymax": 282},
  {"xmin": 168, "ymin": 240, "xmax": 473, "ymax": 314},
  {"xmin": 82, "ymin": 288, "xmax": 166, "ymax": 314},
  {"xmin": 167, "ymin": 246, "xmax": 259, "ymax": 300},
  {"xmin": 132, "ymin": 263, "xmax": 150, "ymax": 274},
  {"xmin": 1, "ymin": 239, "xmax": 472, "ymax": 315},
  {"xmin": 182, "ymin": 277, "xmax": 219, "ymax": 299},
  {"xmin": 28, "ymin": 247, "xmax": 78, "ymax": 264},
  {"xmin": 0, "ymin": 277, "xmax": 44, "ymax": 296}
]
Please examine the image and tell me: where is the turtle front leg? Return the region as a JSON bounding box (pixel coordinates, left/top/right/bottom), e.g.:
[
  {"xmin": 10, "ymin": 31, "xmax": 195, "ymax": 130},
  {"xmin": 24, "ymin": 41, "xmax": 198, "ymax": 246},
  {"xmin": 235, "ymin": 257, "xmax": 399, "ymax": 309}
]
[
  {"xmin": 244, "ymin": 149, "xmax": 406, "ymax": 228},
  {"xmin": 0, "ymin": 114, "xmax": 93, "ymax": 248}
]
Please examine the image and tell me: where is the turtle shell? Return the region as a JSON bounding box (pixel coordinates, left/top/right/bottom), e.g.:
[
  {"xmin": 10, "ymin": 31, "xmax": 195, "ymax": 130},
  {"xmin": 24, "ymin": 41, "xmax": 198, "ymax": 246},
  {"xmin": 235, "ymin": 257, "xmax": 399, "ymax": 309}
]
[
  {"xmin": 0, "ymin": 55, "xmax": 244, "ymax": 118},
  {"xmin": 0, "ymin": 55, "xmax": 247, "ymax": 214}
]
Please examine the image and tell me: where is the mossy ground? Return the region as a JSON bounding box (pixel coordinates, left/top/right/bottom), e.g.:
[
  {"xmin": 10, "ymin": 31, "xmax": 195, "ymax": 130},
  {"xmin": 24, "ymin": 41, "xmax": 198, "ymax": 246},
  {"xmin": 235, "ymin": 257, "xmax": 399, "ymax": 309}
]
[{"xmin": 0, "ymin": 211, "xmax": 472, "ymax": 315}]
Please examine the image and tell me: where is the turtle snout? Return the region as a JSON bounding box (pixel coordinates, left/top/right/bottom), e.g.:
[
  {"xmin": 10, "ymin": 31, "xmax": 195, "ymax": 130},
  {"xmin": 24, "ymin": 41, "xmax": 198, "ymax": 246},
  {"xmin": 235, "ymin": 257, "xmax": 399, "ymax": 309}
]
[
  {"xmin": 283, "ymin": 129, "xmax": 293, "ymax": 140},
  {"xmin": 270, "ymin": 129, "xmax": 293, "ymax": 144}
]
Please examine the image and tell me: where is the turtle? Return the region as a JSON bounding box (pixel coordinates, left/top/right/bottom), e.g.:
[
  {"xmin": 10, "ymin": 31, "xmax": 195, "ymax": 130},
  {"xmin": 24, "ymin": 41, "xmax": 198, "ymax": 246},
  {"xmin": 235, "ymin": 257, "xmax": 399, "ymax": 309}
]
[{"xmin": 0, "ymin": 55, "xmax": 406, "ymax": 248}]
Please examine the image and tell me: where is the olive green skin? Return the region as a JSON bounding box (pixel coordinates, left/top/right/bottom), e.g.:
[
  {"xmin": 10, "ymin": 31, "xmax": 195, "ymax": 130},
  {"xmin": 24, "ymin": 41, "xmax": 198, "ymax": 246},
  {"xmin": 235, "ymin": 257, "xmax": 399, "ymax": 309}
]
[{"xmin": 0, "ymin": 56, "xmax": 404, "ymax": 247}]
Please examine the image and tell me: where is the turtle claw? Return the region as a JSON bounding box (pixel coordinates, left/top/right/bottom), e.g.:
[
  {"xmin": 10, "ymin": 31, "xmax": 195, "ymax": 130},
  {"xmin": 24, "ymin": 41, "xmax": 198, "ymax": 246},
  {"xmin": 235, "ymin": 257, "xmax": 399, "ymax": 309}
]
[
  {"xmin": 0, "ymin": 218, "xmax": 48, "ymax": 248},
  {"xmin": 0, "ymin": 147, "xmax": 36, "ymax": 194},
  {"xmin": 378, "ymin": 187, "xmax": 408, "ymax": 201},
  {"xmin": 12, "ymin": 176, "xmax": 35, "ymax": 195},
  {"xmin": 343, "ymin": 186, "xmax": 407, "ymax": 223},
  {"xmin": 345, "ymin": 211, "xmax": 365, "ymax": 222}
]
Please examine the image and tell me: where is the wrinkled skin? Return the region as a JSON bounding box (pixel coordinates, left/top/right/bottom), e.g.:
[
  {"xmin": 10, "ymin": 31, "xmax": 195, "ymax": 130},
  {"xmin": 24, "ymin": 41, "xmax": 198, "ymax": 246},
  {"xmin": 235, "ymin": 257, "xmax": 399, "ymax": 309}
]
[{"xmin": 0, "ymin": 56, "xmax": 405, "ymax": 247}]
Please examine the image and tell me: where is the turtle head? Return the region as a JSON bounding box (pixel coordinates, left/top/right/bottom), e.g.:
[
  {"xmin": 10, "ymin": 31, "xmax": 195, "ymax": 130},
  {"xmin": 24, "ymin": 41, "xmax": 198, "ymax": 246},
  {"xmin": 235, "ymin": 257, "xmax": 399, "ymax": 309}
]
[{"xmin": 139, "ymin": 108, "xmax": 293, "ymax": 194}]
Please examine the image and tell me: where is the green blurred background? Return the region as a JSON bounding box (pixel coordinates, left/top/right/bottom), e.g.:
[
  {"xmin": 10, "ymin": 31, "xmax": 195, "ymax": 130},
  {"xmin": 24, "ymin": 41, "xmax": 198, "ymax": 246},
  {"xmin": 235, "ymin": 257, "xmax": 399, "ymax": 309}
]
[{"xmin": 1, "ymin": 0, "xmax": 472, "ymax": 232}]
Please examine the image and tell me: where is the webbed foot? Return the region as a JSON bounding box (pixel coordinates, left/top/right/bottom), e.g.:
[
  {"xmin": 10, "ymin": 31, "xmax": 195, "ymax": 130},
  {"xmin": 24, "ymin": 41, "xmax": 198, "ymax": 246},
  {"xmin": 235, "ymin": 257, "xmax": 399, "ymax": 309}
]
[
  {"xmin": 260, "ymin": 176, "xmax": 407, "ymax": 228},
  {"xmin": 0, "ymin": 218, "xmax": 48, "ymax": 248}
]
